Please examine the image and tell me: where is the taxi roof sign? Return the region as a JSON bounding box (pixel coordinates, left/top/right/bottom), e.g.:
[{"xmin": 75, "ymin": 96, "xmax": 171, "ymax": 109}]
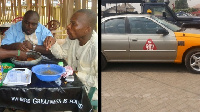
[{"xmin": 147, "ymin": 9, "xmax": 152, "ymax": 14}]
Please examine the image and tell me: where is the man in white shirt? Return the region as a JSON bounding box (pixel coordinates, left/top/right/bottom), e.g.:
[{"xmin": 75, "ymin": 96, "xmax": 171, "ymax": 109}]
[{"xmin": 43, "ymin": 9, "xmax": 98, "ymax": 101}]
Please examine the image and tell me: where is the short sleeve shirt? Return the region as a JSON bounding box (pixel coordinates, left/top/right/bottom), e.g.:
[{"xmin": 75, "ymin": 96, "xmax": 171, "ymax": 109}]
[{"xmin": 1, "ymin": 21, "xmax": 53, "ymax": 45}]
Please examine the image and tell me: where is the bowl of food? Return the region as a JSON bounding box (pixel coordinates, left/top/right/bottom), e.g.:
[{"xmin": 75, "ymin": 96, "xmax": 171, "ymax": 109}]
[
  {"xmin": 31, "ymin": 64, "xmax": 65, "ymax": 82},
  {"xmin": 1, "ymin": 63, "xmax": 15, "ymax": 73},
  {"xmin": 11, "ymin": 51, "xmax": 42, "ymax": 66}
]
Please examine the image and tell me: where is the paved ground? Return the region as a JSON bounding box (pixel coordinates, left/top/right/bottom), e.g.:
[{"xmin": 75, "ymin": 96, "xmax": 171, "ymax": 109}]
[{"xmin": 102, "ymin": 62, "xmax": 200, "ymax": 112}]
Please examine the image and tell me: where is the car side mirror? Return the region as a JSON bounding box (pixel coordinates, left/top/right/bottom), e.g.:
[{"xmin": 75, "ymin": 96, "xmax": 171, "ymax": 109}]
[
  {"xmin": 156, "ymin": 29, "xmax": 169, "ymax": 35},
  {"xmin": 162, "ymin": 12, "xmax": 167, "ymax": 19}
]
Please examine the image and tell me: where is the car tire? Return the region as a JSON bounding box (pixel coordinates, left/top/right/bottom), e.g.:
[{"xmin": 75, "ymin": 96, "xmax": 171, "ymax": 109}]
[
  {"xmin": 101, "ymin": 54, "xmax": 107, "ymax": 71},
  {"xmin": 185, "ymin": 48, "xmax": 200, "ymax": 74}
]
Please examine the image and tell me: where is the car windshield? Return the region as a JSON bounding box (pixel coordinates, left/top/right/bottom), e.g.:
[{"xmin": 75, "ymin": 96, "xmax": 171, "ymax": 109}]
[{"xmin": 151, "ymin": 16, "xmax": 181, "ymax": 32}]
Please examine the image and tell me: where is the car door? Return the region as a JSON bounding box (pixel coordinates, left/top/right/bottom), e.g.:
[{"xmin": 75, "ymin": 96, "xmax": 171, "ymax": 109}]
[
  {"xmin": 101, "ymin": 17, "xmax": 130, "ymax": 62},
  {"xmin": 128, "ymin": 17, "xmax": 177, "ymax": 62}
]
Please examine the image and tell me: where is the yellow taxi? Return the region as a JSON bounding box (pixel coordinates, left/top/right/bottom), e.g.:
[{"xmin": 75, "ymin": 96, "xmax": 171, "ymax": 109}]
[{"xmin": 101, "ymin": 14, "xmax": 200, "ymax": 73}]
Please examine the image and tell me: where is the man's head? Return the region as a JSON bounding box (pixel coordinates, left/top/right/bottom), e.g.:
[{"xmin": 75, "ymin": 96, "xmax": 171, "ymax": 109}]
[
  {"xmin": 67, "ymin": 9, "xmax": 97, "ymax": 40},
  {"xmin": 22, "ymin": 10, "xmax": 39, "ymax": 35}
]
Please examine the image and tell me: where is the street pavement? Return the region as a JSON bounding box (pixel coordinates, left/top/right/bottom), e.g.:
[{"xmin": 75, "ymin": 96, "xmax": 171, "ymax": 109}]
[{"xmin": 102, "ymin": 62, "xmax": 200, "ymax": 112}]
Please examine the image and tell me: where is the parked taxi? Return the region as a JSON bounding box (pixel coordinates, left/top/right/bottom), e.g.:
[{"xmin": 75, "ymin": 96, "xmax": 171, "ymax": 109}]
[{"xmin": 101, "ymin": 14, "xmax": 200, "ymax": 73}]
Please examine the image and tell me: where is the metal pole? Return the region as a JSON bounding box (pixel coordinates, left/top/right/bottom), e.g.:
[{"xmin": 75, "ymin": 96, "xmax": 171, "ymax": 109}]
[{"xmin": 116, "ymin": 3, "xmax": 117, "ymax": 14}]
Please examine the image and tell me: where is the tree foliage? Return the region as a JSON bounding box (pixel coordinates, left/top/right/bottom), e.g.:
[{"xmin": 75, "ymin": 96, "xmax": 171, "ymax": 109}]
[
  {"xmin": 175, "ymin": 0, "xmax": 188, "ymax": 9},
  {"xmin": 157, "ymin": 0, "xmax": 163, "ymax": 2},
  {"xmin": 173, "ymin": 8, "xmax": 198, "ymax": 13}
]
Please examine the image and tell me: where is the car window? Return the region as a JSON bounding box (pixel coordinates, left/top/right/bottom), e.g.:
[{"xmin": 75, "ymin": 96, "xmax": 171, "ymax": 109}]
[
  {"xmin": 128, "ymin": 17, "xmax": 162, "ymax": 34},
  {"xmin": 104, "ymin": 18, "xmax": 125, "ymax": 34},
  {"xmin": 101, "ymin": 22, "xmax": 105, "ymax": 33},
  {"xmin": 150, "ymin": 6, "xmax": 171, "ymax": 18},
  {"xmin": 151, "ymin": 16, "xmax": 181, "ymax": 31}
]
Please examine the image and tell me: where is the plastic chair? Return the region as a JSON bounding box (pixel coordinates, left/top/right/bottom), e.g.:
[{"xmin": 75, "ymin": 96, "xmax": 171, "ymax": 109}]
[
  {"xmin": 12, "ymin": 17, "xmax": 23, "ymax": 23},
  {"xmin": 88, "ymin": 87, "xmax": 98, "ymax": 110}
]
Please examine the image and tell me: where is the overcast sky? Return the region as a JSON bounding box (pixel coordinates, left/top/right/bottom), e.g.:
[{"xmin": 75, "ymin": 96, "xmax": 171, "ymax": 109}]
[{"xmin": 187, "ymin": 0, "xmax": 200, "ymax": 7}]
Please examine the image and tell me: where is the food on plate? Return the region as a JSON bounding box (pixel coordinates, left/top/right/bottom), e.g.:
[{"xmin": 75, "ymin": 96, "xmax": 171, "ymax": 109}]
[
  {"xmin": 27, "ymin": 57, "xmax": 35, "ymax": 61},
  {"xmin": 3, "ymin": 66, "xmax": 12, "ymax": 69},
  {"xmin": 16, "ymin": 57, "xmax": 35, "ymax": 61}
]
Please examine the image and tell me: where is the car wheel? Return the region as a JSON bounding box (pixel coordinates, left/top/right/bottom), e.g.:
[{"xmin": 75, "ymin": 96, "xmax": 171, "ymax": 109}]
[
  {"xmin": 185, "ymin": 48, "xmax": 200, "ymax": 74},
  {"xmin": 101, "ymin": 54, "xmax": 107, "ymax": 71}
]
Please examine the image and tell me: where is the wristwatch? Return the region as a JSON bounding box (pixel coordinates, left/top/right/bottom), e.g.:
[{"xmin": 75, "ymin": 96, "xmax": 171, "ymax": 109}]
[{"xmin": 32, "ymin": 44, "xmax": 36, "ymax": 51}]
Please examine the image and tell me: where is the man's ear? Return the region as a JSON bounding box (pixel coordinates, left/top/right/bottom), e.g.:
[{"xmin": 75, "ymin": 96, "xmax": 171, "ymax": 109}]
[{"xmin": 85, "ymin": 26, "xmax": 92, "ymax": 34}]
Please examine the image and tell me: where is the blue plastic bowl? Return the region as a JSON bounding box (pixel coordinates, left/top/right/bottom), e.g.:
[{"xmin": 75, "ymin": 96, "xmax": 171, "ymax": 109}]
[{"xmin": 32, "ymin": 64, "xmax": 65, "ymax": 82}]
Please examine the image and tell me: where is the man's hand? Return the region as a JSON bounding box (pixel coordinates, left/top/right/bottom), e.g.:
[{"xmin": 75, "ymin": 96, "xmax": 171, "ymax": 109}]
[
  {"xmin": 23, "ymin": 40, "xmax": 33, "ymax": 50},
  {"xmin": 15, "ymin": 43, "xmax": 29, "ymax": 52},
  {"xmin": 17, "ymin": 51, "xmax": 28, "ymax": 61},
  {"xmin": 43, "ymin": 36, "xmax": 56, "ymax": 51}
]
